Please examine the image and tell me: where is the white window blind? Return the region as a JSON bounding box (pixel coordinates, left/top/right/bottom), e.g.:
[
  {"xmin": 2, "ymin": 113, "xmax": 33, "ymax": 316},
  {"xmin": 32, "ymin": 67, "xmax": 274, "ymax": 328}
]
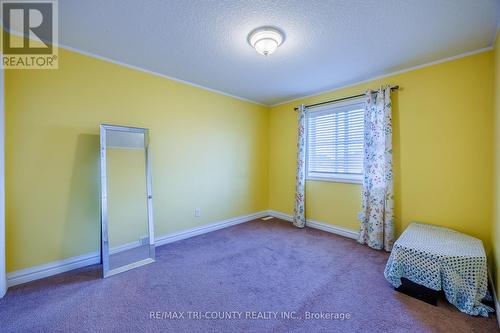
[{"xmin": 306, "ymin": 99, "xmax": 364, "ymax": 183}]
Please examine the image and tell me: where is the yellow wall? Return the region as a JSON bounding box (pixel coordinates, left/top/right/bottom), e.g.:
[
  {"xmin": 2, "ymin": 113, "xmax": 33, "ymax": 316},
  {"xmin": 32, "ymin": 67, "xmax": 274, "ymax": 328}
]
[
  {"xmin": 5, "ymin": 40, "xmax": 496, "ymax": 276},
  {"xmin": 493, "ymin": 30, "xmax": 500, "ymax": 300},
  {"xmin": 5, "ymin": 47, "xmax": 269, "ymax": 272},
  {"xmin": 269, "ymin": 51, "xmax": 494, "ymax": 250}
]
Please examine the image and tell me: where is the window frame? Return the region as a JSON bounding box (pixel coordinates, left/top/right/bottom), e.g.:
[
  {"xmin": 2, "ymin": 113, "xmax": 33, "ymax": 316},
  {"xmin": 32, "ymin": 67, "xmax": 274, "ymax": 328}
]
[{"xmin": 305, "ymin": 97, "xmax": 365, "ymax": 184}]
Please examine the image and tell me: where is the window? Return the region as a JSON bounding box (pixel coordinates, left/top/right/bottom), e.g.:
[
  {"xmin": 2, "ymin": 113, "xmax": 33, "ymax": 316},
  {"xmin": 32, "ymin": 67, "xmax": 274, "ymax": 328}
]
[{"xmin": 306, "ymin": 98, "xmax": 364, "ymax": 183}]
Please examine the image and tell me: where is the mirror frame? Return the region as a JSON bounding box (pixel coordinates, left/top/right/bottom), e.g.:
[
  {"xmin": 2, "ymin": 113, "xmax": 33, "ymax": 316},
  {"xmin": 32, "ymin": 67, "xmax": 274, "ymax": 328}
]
[{"xmin": 99, "ymin": 124, "xmax": 155, "ymax": 278}]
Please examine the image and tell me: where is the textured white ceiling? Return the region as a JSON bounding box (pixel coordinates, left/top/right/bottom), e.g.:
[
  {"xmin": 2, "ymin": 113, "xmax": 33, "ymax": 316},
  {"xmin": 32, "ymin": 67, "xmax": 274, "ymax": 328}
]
[{"xmin": 59, "ymin": 0, "xmax": 500, "ymax": 105}]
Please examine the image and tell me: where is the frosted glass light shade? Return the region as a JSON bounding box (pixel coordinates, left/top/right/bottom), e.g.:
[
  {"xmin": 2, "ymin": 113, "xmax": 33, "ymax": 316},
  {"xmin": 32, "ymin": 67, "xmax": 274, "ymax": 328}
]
[{"xmin": 248, "ymin": 27, "xmax": 284, "ymax": 56}]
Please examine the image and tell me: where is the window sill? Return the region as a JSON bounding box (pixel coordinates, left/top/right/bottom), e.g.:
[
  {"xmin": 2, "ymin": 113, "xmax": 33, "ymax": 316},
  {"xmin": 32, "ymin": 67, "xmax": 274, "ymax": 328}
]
[{"xmin": 306, "ymin": 176, "xmax": 362, "ymax": 185}]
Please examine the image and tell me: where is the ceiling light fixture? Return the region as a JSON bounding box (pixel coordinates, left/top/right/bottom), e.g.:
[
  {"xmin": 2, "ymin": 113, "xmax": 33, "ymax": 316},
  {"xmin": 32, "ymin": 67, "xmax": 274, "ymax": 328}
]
[{"xmin": 248, "ymin": 27, "xmax": 284, "ymax": 56}]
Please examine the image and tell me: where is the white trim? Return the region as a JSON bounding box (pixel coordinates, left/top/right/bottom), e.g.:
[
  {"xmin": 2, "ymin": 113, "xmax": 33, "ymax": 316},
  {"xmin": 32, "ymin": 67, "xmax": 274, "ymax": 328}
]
[
  {"xmin": 6, "ymin": 252, "xmax": 101, "ymax": 287},
  {"xmin": 9, "ymin": 31, "xmax": 493, "ymax": 108},
  {"xmin": 267, "ymin": 210, "xmax": 359, "ymax": 240},
  {"xmin": 270, "ymin": 47, "xmax": 493, "ymax": 107},
  {"xmin": 155, "ymin": 211, "xmax": 268, "ymax": 246},
  {"xmin": 488, "ymin": 271, "xmax": 500, "ymax": 329},
  {"xmin": 5, "ymin": 29, "xmax": 267, "ymax": 107},
  {"xmin": 306, "ymin": 219, "xmax": 359, "ymax": 240},
  {"xmin": 267, "ymin": 210, "xmax": 293, "ymax": 222},
  {"xmin": 57, "ymin": 44, "xmax": 267, "ymax": 107},
  {"xmin": 7, "ymin": 30, "xmax": 266, "ymax": 106},
  {"xmin": 305, "ymin": 98, "xmax": 365, "ymax": 184},
  {"xmin": 108, "ymin": 238, "xmax": 146, "ymax": 255},
  {"xmin": 105, "ymin": 258, "xmax": 155, "ymax": 278},
  {"xmin": 6, "ymin": 210, "xmax": 268, "ymax": 288}
]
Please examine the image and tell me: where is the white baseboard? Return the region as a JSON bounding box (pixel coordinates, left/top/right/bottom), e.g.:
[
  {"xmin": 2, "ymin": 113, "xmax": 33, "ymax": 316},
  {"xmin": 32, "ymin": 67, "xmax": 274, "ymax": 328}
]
[
  {"xmin": 155, "ymin": 211, "xmax": 268, "ymax": 246},
  {"xmin": 488, "ymin": 271, "xmax": 500, "ymax": 328},
  {"xmin": 7, "ymin": 251, "xmax": 100, "ymax": 287},
  {"xmin": 267, "ymin": 210, "xmax": 359, "ymax": 240},
  {"xmin": 6, "ymin": 210, "xmax": 268, "ymax": 288},
  {"xmin": 306, "ymin": 219, "xmax": 359, "ymax": 240},
  {"xmin": 109, "ymin": 237, "xmax": 149, "ymax": 255},
  {"xmin": 266, "ymin": 210, "xmax": 293, "ymax": 222}
]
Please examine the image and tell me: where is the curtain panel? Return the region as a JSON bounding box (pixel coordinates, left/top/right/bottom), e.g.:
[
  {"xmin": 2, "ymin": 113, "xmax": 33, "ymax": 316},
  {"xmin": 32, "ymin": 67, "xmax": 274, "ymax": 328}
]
[
  {"xmin": 293, "ymin": 104, "xmax": 306, "ymax": 228},
  {"xmin": 358, "ymin": 86, "xmax": 395, "ymax": 251}
]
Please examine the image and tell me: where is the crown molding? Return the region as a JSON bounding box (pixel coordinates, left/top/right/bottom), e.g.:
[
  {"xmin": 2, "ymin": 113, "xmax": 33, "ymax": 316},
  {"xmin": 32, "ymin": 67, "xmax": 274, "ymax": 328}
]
[
  {"xmin": 270, "ymin": 47, "xmax": 493, "ymax": 108},
  {"xmin": 56, "ymin": 43, "xmax": 268, "ymax": 107},
  {"xmin": 6, "ymin": 29, "xmax": 494, "ymax": 109},
  {"xmin": 5, "ymin": 31, "xmax": 268, "ymax": 106}
]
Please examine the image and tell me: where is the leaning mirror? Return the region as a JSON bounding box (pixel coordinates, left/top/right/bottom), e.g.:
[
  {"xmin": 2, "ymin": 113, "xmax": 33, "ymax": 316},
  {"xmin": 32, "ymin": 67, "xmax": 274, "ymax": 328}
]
[{"xmin": 99, "ymin": 124, "xmax": 155, "ymax": 278}]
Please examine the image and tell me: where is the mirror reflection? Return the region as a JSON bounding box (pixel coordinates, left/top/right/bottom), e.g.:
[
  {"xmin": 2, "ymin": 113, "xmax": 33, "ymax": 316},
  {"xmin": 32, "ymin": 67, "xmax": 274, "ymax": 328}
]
[{"xmin": 100, "ymin": 125, "xmax": 155, "ymax": 277}]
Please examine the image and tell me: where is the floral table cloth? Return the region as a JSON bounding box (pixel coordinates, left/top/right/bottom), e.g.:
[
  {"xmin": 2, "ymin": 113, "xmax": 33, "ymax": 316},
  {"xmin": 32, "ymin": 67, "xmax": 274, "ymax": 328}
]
[{"xmin": 384, "ymin": 223, "xmax": 493, "ymax": 316}]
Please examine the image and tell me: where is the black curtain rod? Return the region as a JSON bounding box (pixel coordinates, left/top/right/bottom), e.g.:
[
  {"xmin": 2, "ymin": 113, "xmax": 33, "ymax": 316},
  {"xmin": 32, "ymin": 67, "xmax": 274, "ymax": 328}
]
[{"xmin": 293, "ymin": 85, "xmax": 399, "ymax": 111}]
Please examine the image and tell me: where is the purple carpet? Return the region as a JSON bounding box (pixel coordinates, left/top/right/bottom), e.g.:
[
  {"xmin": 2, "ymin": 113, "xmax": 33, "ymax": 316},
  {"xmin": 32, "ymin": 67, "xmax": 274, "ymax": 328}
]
[{"xmin": 0, "ymin": 219, "xmax": 498, "ymax": 332}]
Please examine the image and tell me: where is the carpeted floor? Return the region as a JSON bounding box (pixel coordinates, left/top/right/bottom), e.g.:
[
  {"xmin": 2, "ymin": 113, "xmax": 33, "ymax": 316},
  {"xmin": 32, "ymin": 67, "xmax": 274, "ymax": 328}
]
[{"xmin": 0, "ymin": 218, "xmax": 498, "ymax": 332}]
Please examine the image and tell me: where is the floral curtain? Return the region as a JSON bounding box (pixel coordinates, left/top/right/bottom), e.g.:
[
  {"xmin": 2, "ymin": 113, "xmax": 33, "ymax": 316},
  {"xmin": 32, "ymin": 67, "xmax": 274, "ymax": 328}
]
[
  {"xmin": 358, "ymin": 86, "xmax": 394, "ymax": 251},
  {"xmin": 293, "ymin": 104, "xmax": 306, "ymax": 228}
]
